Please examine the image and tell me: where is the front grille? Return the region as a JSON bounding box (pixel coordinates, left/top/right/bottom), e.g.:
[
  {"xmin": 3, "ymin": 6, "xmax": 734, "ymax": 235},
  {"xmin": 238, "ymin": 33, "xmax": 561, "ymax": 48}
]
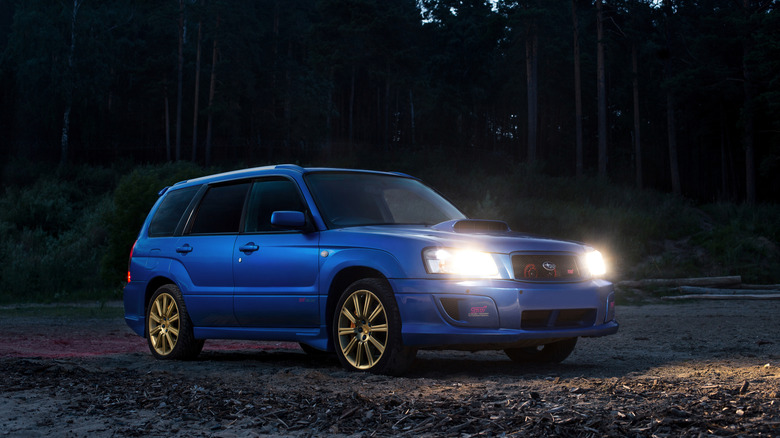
[
  {"xmin": 521, "ymin": 309, "xmax": 596, "ymax": 330},
  {"xmin": 512, "ymin": 254, "xmax": 582, "ymax": 281}
]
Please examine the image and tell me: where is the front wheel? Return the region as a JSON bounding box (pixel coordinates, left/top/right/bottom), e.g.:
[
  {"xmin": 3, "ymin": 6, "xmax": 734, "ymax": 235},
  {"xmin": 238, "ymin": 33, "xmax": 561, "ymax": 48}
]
[
  {"xmin": 333, "ymin": 278, "xmax": 416, "ymax": 375},
  {"xmin": 146, "ymin": 284, "xmax": 204, "ymax": 360},
  {"xmin": 505, "ymin": 338, "xmax": 578, "ymax": 364}
]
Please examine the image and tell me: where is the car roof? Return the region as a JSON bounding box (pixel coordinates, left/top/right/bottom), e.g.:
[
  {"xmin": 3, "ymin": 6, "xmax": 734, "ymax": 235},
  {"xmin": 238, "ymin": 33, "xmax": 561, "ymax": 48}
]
[{"xmin": 169, "ymin": 164, "xmax": 414, "ymax": 190}]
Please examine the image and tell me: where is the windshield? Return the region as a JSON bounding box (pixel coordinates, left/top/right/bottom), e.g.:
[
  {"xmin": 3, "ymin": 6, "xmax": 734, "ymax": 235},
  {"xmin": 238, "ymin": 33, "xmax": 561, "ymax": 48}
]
[{"xmin": 305, "ymin": 172, "xmax": 466, "ymax": 228}]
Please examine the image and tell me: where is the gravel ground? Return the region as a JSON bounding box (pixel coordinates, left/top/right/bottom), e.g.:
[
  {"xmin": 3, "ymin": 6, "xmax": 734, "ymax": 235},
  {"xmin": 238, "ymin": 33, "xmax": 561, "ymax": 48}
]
[{"xmin": 1, "ymin": 300, "xmax": 779, "ymax": 437}]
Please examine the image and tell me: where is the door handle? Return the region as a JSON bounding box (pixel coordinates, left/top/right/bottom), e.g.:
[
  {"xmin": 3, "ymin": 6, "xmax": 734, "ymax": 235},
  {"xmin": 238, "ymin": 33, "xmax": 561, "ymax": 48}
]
[
  {"xmin": 176, "ymin": 244, "xmax": 193, "ymax": 254},
  {"xmin": 239, "ymin": 243, "xmax": 259, "ymax": 253}
]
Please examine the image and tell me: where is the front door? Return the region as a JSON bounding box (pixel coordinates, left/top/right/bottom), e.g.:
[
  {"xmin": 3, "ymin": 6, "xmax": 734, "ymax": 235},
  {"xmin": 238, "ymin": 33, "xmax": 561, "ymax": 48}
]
[{"xmin": 233, "ymin": 178, "xmax": 320, "ymax": 327}]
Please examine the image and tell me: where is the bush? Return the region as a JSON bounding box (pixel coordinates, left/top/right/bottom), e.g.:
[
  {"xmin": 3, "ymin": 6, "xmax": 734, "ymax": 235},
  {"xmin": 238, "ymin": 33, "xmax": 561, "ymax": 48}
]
[
  {"xmin": 0, "ymin": 189, "xmax": 113, "ymax": 303},
  {"xmin": 0, "ymin": 179, "xmax": 80, "ymax": 235},
  {"xmin": 694, "ymin": 203, "xmax": 780, "ymax": 283}
]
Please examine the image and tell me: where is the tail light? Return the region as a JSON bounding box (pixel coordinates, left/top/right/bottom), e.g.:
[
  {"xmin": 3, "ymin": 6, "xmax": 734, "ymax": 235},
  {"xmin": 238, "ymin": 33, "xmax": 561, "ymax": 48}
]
[{"xmin": 127, "ymin": 240, "xmax": 137, "ymax": 283}]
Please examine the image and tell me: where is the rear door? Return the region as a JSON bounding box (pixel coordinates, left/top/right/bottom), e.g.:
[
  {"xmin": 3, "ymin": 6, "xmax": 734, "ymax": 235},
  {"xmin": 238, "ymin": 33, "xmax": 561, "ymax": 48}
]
[
  {"xmin": 233, "ymin": 177, "xmax": 320, "ymax": 327},
  {"xmin": 174, "ymin": 182, "xmax": 250, "ymax": 327}
]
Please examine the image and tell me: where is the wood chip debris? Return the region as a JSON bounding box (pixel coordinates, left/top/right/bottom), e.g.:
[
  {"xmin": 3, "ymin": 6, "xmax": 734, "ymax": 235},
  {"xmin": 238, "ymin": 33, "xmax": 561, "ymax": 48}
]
[{"xmin": 2, "ymin": 358, "xmax": 779, "ymax": 437}]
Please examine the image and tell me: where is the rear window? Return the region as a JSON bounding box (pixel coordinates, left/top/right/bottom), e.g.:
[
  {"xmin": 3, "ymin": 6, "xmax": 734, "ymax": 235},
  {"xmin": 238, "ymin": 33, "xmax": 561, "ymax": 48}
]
[
  {"xmin": 189, "ymin": 183, "xmax": 250, "ymax": 234},
  {"xmin": 148, "ymin": 186, "xmax": 200, "ymax": 237}
]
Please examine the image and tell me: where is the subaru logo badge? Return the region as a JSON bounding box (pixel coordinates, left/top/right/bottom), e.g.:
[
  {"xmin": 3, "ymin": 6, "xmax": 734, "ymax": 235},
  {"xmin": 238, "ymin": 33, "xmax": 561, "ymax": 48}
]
[{"xmin": 542, "ymin": 261, "xmax": 556, "ymax": 271}]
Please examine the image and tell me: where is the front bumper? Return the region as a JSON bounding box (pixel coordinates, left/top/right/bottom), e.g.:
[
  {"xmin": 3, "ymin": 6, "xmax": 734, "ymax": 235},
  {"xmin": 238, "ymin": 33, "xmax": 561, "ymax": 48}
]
[{"xmin": 390, "ymin": 278, "xmax": 618, "ymax": 349}]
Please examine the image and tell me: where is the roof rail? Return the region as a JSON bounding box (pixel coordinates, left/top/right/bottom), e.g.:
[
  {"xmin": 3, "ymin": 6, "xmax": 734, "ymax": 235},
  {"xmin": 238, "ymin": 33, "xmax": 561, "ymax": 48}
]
[{"xmin": 274, "ymin": 164, "xmax": 305, "ymax": 172}]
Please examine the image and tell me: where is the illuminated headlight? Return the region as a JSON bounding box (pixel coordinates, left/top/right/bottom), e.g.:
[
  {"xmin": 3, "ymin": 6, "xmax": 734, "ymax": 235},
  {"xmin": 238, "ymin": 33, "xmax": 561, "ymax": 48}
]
[
  {"xmin": 423, "ymin": 248, "xmax": 499, "ymax": 277},
  {"xmin": 585, "ymin": 250, "xmax": 607, "ymax": 277}
]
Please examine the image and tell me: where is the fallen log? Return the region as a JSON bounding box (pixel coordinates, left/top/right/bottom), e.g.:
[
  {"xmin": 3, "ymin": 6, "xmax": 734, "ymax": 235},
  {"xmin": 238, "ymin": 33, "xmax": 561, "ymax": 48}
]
[
  {"xmin": 662, "ymin": 294, "xmax": 780, "ymax": 301},
  {"xmin": 741, "ymin": 284, "xmax": 780, "ymax": 290},
  {"xmin": 678, "ymin": 286, "xmax": 780, "ymax": 295},
  {"xmin": 618, "ymin": 276, "xmax": 742, "ymax": 289}
]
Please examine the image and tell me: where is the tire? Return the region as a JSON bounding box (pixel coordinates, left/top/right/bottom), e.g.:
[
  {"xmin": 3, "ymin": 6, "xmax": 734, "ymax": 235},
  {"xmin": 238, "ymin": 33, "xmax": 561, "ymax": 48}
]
[
  {"xmin": 333, "ymin": 278, "xmax": 416, "ymax": 375},
  {"xmin": 146, "ymin": 284, "xmax": 204, "ymax": 360},
  {"xmin": 505, "ymin": 338, "xmax": 578, "ymax": 364}
]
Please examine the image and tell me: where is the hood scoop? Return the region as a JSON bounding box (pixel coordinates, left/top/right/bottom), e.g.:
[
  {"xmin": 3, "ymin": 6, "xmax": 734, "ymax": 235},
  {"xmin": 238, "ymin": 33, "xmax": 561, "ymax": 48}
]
[{"xmin": 432, "ymin": 219, "xmax": 511, "ymax": 234}]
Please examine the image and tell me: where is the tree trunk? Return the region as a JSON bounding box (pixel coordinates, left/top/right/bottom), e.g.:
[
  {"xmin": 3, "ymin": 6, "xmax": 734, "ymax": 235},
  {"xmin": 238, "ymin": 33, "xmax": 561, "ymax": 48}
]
[
  {"xmin": 666, "ymin": 92, "xmax": 681, "ymax": 195},
  {"xmin": 349, "ymin": 66, "xmax": 355, "ymax": 150},
  {"xmin": 632, "ymin": 43, "xmax": 643, "ymax": 189},
  {"xmin": 662, "ymin": 0, "xmax": 681, "ymax": 196},
  {"xmin": 324, "ymin": 67, "xmax": 334, "ymax": 159},
  {"xmin": 572, "ymin": 0, "xmax": 583, "ymax": 178},
  {"xmin": 525, "ymin": 23, "xmax": 538, "ymax": 163},
  {"xmin": 165, "ymin": 90, "xmax": 171, "ymax": 161},
  {"xmin": 191, "ymin": 18, "xmax": 202, "ymax": 162},
  {"xmin": 596, "ymin": 0, "xmax": 608, "ymax": 179},
  {"xmin": 376, "ymin": 86, "xmax": 381, "ymax": 146},
  {"xmin": 384, "ymin": 82, "xmax": 390, "ymax": 151},
  {"xmin": 720, "ymin": 104, "xmax": 729, "ymax": 200},
  {"xmin": 175, "ymin": 0, "xmax": 184, "ymax": 161},
  {"xmin": 742, "ymin": 21, "xmax": 756, "ymax": 204},
  {"xmin": 409, "ymin": 89, "xmax": 416, "ymax": 147},
  {"xmin": 285, "ymin": 40, "xmax": 293, "ymax": 149},
  {"xmin": 205, "ymin": 16, "xmax": 219, "ymax": 167},
  {"xmin": 272, "ymin": 0, "xmax": 280, "ymax": 158},
  {"xmin": 60, "ymin": 0, "xmax": 82, "ymax": 167}
]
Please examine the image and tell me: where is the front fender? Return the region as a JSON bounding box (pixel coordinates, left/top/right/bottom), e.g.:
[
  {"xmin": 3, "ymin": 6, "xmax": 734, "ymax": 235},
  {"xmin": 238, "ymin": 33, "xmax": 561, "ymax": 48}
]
[{"xmin": 319, "ymin": 248, "xmax": 406, "ymax": 290}]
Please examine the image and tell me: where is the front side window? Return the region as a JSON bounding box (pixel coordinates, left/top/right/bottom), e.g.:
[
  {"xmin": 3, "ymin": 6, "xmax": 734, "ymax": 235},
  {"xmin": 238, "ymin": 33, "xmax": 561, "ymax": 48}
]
[
  {"xmin": 148, "ymin": 186, "xmax": 200, "ymax": 237},
  {"xmin": 244, "ymin": 178, "xmax": 307, "ymax": 233},
  {"xmin": 189, "ymin": 183, "xmax": 250, "ymax": 234},
  {"xmin": 305, "ymin": 172, "xmax": 466, "ymax": 228}
]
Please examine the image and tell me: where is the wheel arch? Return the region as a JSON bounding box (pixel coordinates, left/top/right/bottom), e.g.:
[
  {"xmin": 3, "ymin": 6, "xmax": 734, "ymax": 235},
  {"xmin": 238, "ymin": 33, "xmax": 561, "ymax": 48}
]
[
  {"xmin": 325, "ymin": 266, "xmax": 389, "ymax": 349},
  {"xmin": 144, "ymin": 276, "xmax": 179, "ymax": 319}
]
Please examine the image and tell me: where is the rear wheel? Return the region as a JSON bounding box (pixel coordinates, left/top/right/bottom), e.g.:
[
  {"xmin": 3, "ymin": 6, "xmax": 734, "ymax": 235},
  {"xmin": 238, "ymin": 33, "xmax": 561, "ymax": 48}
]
[
  {"xmin": 505, "ymin": 338, "xmax": 578, "ymax": 364},
  {"xmin": 146, "ymin": 284, "xmax": 204, "ymax": 360},
  {"xmin": 333, "ymin": 278, "xmax": 416, "ymax": 375}
]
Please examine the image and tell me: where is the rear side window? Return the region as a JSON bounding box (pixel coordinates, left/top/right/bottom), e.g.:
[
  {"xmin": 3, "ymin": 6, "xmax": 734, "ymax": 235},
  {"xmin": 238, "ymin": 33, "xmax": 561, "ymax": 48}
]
[
  {"xmin": 148, "ymin": 186, "xmax": 200, "ymax": 237},
  {"xmin": 189, "ymin": 183, "xmax": 250, "ymax": 234}
]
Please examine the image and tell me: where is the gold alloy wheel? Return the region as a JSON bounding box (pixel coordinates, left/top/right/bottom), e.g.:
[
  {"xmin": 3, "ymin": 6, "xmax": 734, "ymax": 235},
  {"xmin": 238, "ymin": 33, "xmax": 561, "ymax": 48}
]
[
  {"xmin": 148, "ymin": 292, "xmax": 181, "ymax": 356},
  {"xmin": 337, "ymin": 289, "xmax": 389, "ymax": 370}
]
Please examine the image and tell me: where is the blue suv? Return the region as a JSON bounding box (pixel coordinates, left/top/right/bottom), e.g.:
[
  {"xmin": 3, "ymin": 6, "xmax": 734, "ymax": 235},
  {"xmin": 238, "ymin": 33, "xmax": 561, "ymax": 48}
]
[{"xmin": 124, "ymin": 165, "xmax": 618, "ymax": 375}]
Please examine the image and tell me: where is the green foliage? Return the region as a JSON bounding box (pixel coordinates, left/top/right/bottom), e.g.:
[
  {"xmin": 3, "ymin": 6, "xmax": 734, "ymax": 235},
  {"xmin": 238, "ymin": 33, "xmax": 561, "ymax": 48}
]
[
  {"xmin": 0, "ymin": 179, "xmax": 79, "ymax": 235},
  {"xmin": 694, "ymin": 203, "xmax": 780, "ymax": 284},
  {"xmin": 0, "ymin": 179, "xmax": 113, "ymax": 303}
]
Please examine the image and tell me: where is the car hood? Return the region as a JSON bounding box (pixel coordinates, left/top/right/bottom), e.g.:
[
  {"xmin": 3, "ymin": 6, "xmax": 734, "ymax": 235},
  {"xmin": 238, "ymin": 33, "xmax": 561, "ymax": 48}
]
[{"xmin": 323, "ymin": 221, "xmax": 589, "ymax": 255}]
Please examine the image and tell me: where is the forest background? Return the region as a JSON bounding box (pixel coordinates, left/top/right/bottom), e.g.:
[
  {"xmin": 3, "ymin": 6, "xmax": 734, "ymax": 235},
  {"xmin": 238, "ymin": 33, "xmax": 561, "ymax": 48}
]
[{"xmin": 0, "ymin": 0, "xmax": 778, "ymax": 303}]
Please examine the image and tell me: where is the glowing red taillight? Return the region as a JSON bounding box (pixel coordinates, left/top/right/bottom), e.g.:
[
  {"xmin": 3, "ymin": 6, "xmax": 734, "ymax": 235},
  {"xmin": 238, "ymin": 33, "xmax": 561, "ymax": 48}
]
[{"xmin": 127, "ymin": 240, "xmax": 137, "ymax": 283}]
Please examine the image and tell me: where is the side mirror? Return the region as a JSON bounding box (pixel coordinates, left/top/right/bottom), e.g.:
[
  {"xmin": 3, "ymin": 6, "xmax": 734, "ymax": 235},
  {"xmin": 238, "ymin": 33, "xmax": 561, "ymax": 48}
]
[{"xmin": 270, "ymin": 211, "xmax": 307, "ymax": 229}]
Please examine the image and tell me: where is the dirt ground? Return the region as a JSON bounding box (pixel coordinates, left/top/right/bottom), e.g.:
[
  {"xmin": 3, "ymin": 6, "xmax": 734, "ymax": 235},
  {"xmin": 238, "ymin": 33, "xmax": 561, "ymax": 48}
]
[{"xmin": 1, "ymin": 300, "xmax": 779, "ymax": 437}]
